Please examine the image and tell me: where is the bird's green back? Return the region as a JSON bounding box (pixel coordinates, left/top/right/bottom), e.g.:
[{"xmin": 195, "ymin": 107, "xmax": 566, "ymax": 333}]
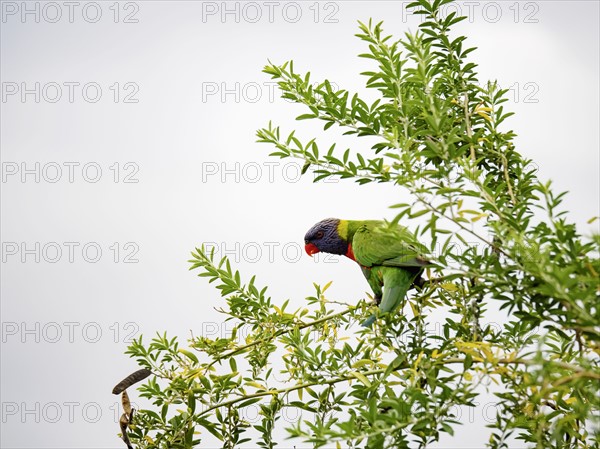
[{"xmin": 346, "ymin": 220, "xmax": 429, "ymax": 269}]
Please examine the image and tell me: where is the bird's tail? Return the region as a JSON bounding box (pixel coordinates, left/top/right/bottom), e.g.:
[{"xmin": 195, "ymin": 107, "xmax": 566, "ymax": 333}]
[{"xmin": 361, "ymin": 314, "xmax": 377, "ymax": 328}]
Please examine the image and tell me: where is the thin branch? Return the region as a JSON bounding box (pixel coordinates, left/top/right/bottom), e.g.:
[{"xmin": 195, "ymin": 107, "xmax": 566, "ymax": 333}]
[
  {"xmin": 198, "ymin": 368, "xmax": 387, "ymax": 417},
  {"xmin": 553, "ymin": 370, "xmax": 600, "ymax": 388},
  {"xmin": 206, "ymin": 309, "xmax": 353, "ymax": 369},
  {"xmin": 463, "ymin": 91, "xmax": 476, "ymax": 162},
  {"xmin": 198, "ymin": 357, "xmax": 595, "ymax": 417}
]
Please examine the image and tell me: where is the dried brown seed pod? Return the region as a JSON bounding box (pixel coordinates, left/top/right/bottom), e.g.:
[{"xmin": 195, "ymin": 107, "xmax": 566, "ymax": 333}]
[
  {"xmin": 121, "ymin": 390, "xmax": 132, "ymax": 415},
  {"xmin": 119, "ymin": 412, "xmax": 133, "ymax": 449},
  {"xmin": 112, "ymin": 368, "xmax": 151, "ymax": 394}
]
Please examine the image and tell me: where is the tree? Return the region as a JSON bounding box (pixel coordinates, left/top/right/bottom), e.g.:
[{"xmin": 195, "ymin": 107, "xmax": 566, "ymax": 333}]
[{"xmin": 120, "ymin": 1, "xmax": 599, "ymax": 447}]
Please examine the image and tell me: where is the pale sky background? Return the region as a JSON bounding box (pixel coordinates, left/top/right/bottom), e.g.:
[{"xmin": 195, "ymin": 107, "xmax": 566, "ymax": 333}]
[{"xmin": 1, "ymin": 1, "xmax": 599, "ymax": 448}]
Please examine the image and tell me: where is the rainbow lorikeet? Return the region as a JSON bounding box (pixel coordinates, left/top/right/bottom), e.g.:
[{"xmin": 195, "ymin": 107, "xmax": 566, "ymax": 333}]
[{"xmin": 304, "ymin": 218, "xmax": 430, "ymax": 327}]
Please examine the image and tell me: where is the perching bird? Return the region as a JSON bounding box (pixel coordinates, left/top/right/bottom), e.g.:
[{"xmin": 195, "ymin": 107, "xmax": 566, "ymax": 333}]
[{"xmin": 304, "ymin": 218, "xmax": 429, "ymax": 327}]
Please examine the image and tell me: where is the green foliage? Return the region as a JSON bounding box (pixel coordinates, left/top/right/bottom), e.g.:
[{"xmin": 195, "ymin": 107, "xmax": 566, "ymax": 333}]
[{"xmin": 122, "ymin": 1, "xmax": 599, "ymax": 447}]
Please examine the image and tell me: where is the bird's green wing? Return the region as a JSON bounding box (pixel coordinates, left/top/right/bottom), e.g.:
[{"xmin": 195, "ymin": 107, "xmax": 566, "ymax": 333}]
[
  {"xmin": 361, "ymin": 266, "xmax": 383, "ymax": 300},
  {"xmin": 352, "ymin": 222, "xmax": 429, "ymax": 269}
]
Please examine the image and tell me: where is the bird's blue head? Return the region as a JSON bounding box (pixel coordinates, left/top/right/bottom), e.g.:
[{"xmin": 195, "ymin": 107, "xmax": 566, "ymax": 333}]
[{"xmin": 304, "ymin": 218, "xmax": 349, "ymax": 256}]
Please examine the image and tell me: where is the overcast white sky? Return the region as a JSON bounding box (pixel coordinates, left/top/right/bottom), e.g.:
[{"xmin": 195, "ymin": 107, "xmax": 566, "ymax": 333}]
[{"xmin": 1, "ymin": 1, "xmax": 599, "ymax": 448}]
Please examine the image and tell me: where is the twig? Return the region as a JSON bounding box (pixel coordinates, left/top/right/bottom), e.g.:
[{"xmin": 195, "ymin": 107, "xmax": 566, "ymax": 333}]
[
  {"xmin": 463, "ymin": 92, "xmax": 476, "ymax": 162},
  {"xmin": 206, "ymin": 309, "xmax": 353, "ymax": 369},
  {"xmin": 198, "ymin": 368, "xmax": 387, "ymax": 417}
]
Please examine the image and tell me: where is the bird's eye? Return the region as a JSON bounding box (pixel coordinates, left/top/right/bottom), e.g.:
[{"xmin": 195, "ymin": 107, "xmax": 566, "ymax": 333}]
[{"xmin": 316, "ymin": 231, "xmax": 324, "ymax": 239}]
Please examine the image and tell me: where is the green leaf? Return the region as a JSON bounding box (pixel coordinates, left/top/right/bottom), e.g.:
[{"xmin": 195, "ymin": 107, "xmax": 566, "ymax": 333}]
[
  {"xmin": 178, "ymin": 349, "xmax": 199, "ymax": 364},
  {"xmin": 350, "ymin": 371, "xmax": 372, "ymax": 387}
]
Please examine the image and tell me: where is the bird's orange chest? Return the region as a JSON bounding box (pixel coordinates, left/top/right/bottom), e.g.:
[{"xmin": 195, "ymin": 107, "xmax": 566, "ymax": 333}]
[
  {"xmin": 345, "ymin": 243, "xmax": 370, "ymax": 270},
  {"xmin": 345, "ymin": 243, "xmax": 356, "ymax": 261}
]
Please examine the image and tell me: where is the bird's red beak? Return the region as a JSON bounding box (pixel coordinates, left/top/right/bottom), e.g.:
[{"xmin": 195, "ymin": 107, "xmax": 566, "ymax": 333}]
[{"xmin": 305, "ymin": 243, "xmax": 320, "ymax": 256}]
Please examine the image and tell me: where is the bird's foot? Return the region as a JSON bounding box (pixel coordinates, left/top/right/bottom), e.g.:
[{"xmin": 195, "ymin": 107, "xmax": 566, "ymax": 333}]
[
  {"xmin": 412, "ymin": 275, "xmax": 427, "ymax": 289},
  {"xmin": 366, "ymin": 293, "xmax": 382, "ymax": 305}
]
